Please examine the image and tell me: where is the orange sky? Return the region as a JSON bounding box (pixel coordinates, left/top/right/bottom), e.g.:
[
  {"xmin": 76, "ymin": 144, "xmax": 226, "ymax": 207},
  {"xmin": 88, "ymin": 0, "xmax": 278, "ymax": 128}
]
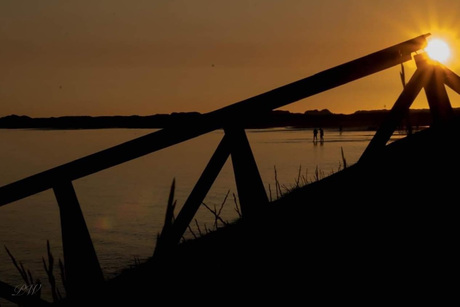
[{"xmin": 1, "ymin": 0, "xmax": 460, "ymax": 117}]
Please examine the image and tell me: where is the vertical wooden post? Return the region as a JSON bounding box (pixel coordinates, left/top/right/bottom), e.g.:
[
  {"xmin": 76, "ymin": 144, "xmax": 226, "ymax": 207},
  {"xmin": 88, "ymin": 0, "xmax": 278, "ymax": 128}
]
[
  {"xmin": 156, "ymin": 135, "xmax": 231, "ymax": 253},
  {"xmin": 415, "ymin": 54, "xmax": 454, "ymax": 125},
  {"xmin": 224, "ymin": 126, "xmax": 268, "ymax": 219},
  {"xmin": 53, "ymin": 181, "xmax": 103, "ymax": 299},
  {"xmin": 360, "ymin": 67, "xmax": 428, "ymax": 161}
]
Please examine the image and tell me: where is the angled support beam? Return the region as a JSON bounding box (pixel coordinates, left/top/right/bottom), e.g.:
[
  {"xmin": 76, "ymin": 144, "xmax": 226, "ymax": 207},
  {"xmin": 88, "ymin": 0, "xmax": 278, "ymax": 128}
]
[
  {"xmin": 224, "ymin": 126, "xmax": 268, "ymax": 219},
  {"xmin": 415, "ymin": 54, "xmax": 454, "ymax": 125},
  {"xmin": 360, "ymin": 67, "xmax": 429, "ymax": 162},
  {"xmin": 156, "ymin": 135, "xmax": 231, "ymax": 252},
  {"xmin": 53, "ymin": 181, "xmax": 104, "ymax": 299},
  {"xmin": 442, "ymin": 65, "xmax": 460, "ymax": 95}
]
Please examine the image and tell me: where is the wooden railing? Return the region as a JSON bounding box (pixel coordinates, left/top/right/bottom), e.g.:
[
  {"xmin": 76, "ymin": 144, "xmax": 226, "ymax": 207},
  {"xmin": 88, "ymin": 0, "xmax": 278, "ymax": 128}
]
[{"xmin": 5, "ymin": 33, "xmax": 459, "ymax": 304}]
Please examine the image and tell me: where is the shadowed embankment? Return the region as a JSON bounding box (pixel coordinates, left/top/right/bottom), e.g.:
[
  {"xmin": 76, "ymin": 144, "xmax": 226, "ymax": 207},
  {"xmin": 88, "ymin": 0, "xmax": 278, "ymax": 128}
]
[{"xmin": 82, "ymin": 118, "xmax": 458, "ymax": 305}]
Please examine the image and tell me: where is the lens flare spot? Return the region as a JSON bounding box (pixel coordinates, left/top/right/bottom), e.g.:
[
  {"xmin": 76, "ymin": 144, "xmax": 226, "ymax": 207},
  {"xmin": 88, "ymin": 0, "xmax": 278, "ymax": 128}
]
[
  {"xmin": 425, "ymin": 39, "xmax": 451, "ymax": 63},
  {"xmin": 95, "ymin": 216, "xmax": 113, "ymax": 230}
]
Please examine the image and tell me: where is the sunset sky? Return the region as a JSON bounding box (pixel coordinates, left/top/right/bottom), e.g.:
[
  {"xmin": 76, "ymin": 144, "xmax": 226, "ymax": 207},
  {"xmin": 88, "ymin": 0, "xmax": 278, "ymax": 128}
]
[{"xmin": 2, "ymin": 0, "xmax": 460, "ymax": 117}]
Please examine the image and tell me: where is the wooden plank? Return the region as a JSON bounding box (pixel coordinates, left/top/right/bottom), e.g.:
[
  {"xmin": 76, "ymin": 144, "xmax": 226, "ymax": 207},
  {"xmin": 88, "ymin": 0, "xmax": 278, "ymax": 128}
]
[
  {"xmin": 225, "ymin": 126, "xmax": 268, "ymax": 218},
  {"xmin": 360, "ymin": 67, "xmax": 429, "ymax": 161},
  {"xmin": 442, "ymin": 65, "xmax": 460, "ymax": 96},
  {"xmin": 156, "ymin": 135, "xmax": 231, "ymax": 251},
  {"xmin": 0, "ymin": 34, "xmax": 430, "ymax": 207},
  {"xmin": 0, "ymin": 125, "xmax": 213, "ymax": 207},
  {"xmin": 415, "ymin": 54, "xmax": 454, "ymax": 125},
  {"xmin": 209, "ymin": 34, "xmax": 429, "ymax": 120},
  {"xmin": 53, "ymin": 181, "xmax": 104, "ymax": 299}
]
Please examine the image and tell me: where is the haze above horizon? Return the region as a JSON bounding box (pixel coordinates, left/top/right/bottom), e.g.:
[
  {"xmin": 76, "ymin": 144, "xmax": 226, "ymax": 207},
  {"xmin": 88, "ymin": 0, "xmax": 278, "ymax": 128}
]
[{"xmin": 2, "ymin": 0, "xmax": 460, "ymax": 118}]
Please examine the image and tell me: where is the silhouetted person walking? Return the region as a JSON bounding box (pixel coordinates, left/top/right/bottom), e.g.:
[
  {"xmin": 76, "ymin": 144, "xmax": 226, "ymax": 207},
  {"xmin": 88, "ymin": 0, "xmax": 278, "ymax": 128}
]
[
  {"xmin": 313, "ymin": 128, "xmax": 318, "ymax": 142},
  {"xmin": 319, "ymin": 128, "xmax": 324, "ymax": 142}
]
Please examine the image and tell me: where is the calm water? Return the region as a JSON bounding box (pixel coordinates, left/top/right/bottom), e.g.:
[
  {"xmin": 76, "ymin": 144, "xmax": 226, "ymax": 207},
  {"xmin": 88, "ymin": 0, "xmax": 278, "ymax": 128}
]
[{"xmin": 0, "ymin": 127, "xmax": 404, "ymax": 303}]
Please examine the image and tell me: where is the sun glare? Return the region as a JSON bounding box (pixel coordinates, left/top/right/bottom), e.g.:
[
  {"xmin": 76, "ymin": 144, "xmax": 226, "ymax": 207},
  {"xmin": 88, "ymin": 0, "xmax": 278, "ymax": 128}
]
[{"xmin": 425, "ymin": 38, "xmax": 451, "ymax": 63}]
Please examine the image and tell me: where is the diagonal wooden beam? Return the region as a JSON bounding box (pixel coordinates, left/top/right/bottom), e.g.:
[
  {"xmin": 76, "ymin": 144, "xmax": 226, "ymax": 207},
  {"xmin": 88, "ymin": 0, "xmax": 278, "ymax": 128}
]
[
  {"xmin": 360, "ymin": 67, "xmax": 430, "ymax": 162},
  {"xmin": 156, "ymin": 135, "xmax": 231, "ymax": 251},
  {"xmin": 415, "ymin": 54, "xmax": 454, "ymax": 125},
  {"xmin": 0, "ymin": 34, "xmax": 430, "ymax": 207},
  {"xmin": 53, "ymin": 181, "xmax": 104, "ymax": 299},
  {"xmin": 442, "ymin": 65, "xmax": 460, "ymax": 95}
]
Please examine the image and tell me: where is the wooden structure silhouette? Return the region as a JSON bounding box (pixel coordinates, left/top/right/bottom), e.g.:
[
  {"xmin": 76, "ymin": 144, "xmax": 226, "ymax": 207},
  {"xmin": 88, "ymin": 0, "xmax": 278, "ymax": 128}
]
[{"xmin": 1, "ymin": 33, "xmax": 460, "ymax": 304}]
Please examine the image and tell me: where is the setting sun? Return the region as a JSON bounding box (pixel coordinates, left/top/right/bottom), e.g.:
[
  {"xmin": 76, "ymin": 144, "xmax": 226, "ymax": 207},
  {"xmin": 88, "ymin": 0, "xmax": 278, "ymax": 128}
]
[{"xmin": 425, "ymin": 38, "xmax": 451, "ymax": 63}]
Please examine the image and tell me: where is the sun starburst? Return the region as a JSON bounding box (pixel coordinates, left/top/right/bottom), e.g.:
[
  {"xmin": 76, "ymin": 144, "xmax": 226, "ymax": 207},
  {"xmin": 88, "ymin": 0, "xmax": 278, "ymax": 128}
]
[{"xmin": 425, "ymin": 38, "xmax": 451, "ymax": 63}]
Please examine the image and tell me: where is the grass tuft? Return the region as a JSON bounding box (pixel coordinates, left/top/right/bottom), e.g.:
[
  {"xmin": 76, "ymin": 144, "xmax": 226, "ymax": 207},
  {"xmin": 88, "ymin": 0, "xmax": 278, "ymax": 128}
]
[{"xmin": 4, "ymin": 241, "xmax": 66, "ymax": 303}]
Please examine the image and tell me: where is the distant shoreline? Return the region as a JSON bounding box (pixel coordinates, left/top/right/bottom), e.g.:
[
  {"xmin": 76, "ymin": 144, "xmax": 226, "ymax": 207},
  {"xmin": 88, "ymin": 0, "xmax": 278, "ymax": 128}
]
[{"xmin": 0, "ymin": 108, "xmax": 452, "ymax": 130}]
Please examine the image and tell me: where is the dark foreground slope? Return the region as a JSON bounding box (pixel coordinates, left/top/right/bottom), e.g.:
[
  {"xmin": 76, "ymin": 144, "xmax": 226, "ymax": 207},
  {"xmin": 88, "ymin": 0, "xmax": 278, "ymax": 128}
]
[{"xmin": 76, "ymin": 119, "xmax": 459, "ymax": 305}]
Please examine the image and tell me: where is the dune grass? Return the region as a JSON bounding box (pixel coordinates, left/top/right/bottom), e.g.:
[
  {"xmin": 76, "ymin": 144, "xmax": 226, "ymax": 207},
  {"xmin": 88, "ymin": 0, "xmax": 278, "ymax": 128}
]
[
  {"xmin": 269, "ymin": 147, "xmax": 348, "ymax": 199},
  {"xmin": 3, "ymin": 240, "xmax": 66, "ymax": 305},
  {"xmin": 156, "ymin": 146, "xmax": 349, "ymax": 248}
]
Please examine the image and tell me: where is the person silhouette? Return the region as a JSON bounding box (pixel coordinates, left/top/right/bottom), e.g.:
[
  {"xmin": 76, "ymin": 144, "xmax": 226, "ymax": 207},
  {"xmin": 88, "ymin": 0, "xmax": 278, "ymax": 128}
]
[
  {"xmin": 319, "ymin": 127, "xmax": 324, "ymax": 142},
  {"xmin": 313, "ymin": 128, "xmax": 318, "ymax": 142}
]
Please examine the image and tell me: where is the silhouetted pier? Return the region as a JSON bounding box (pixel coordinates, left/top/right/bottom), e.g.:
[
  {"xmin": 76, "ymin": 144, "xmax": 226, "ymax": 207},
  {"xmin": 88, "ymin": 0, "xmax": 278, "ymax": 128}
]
[{"xmin": 1, "ymin": 33, "xmax": 460, "ymax": 305}]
